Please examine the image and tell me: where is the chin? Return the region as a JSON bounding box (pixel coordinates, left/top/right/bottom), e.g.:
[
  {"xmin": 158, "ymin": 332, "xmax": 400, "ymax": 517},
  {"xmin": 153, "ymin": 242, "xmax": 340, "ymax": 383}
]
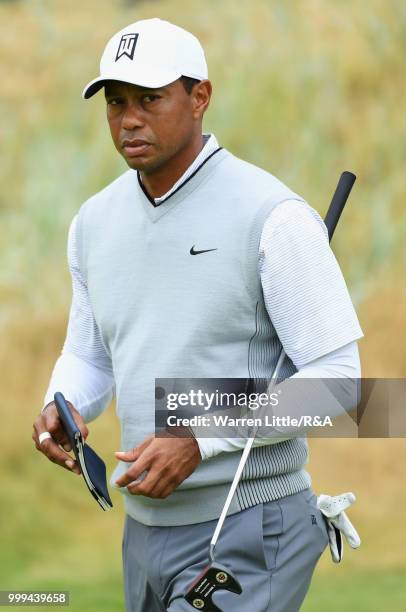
[
  {"xmin": 125, "ymin": 154, "xmax": 166, "ymax": 175},
  {"xmin": 124, "ymin": 158, "xmax": 148, "ymax": 171}
]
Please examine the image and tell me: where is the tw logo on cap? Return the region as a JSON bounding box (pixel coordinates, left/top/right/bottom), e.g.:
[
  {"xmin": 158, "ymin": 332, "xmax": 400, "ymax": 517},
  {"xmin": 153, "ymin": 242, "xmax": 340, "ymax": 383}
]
[{"xmin": 115, "ymin": 33, "xmax": 139, "ymax": 61}]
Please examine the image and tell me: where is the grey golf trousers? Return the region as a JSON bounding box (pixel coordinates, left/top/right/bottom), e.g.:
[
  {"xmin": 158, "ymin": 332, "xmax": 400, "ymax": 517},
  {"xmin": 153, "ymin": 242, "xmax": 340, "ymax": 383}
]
[{"xmin": 122, "ymin": 488, "xmax": 329, "ymax": 612}]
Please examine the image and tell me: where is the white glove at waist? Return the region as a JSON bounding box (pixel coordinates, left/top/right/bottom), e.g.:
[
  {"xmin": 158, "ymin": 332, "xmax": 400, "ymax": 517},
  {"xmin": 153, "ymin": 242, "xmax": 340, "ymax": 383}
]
[{"xmin": 317, "ymin": 492, "xmax": 361, "ymax": 563}]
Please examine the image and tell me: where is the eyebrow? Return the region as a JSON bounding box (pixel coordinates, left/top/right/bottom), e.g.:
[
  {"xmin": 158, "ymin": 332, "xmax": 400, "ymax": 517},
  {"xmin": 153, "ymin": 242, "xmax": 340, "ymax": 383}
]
[{"xmin": 104, "ymin": 84, "xmax": 167, "ymax": 96}]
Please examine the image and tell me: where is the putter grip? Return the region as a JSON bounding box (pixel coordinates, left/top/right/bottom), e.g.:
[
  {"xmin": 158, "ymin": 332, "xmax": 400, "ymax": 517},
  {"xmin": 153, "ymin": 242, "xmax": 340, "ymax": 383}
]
[
  {"xmin": 324, "ymin": 171, "xmax": 356, "ymax": 242},
  {"xmin": 54, "ymin": 391, "xmax": 80, "ymax": 437}
]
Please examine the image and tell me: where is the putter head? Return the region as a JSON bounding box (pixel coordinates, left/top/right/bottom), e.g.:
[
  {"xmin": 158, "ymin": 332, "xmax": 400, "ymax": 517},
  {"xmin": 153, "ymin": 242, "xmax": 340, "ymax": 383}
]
[{"xmin": 184, "ymin": 561, "xmax": 242, "ymax": 611}]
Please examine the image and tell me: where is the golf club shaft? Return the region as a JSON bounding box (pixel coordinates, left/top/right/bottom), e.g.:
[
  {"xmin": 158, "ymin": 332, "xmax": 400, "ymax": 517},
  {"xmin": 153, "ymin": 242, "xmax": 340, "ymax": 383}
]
[{"xmin": 209, "ymin": 171, "xmax": 357, "ymax": 560}]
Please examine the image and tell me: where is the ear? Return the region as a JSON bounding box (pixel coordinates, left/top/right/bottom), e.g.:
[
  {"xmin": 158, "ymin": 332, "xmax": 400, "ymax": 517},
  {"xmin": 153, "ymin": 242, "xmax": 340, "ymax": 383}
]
[{"xmin": 191, "ymin": 80, "xmax": 212, "ymax": 119}]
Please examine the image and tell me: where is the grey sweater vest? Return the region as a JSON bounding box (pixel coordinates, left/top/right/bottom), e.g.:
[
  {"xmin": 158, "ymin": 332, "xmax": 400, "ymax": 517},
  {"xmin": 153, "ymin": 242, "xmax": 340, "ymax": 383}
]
[{"xmin": 76, "ymin": 148, "xmax": 311, "ymax": 526}]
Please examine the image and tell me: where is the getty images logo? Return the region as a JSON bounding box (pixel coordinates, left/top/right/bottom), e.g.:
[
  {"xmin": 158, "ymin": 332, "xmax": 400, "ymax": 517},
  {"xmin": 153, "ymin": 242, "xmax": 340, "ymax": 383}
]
[{"xmin": 115, "ymin": 33, "xmax": 139, "ymax": 61}]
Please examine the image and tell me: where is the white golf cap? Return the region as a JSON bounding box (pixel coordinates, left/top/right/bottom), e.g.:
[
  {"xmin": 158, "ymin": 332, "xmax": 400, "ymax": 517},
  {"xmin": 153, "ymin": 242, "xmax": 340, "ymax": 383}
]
[{"xmin": 82, "ymin": 18, "xmax": 208, "ymax": 99}]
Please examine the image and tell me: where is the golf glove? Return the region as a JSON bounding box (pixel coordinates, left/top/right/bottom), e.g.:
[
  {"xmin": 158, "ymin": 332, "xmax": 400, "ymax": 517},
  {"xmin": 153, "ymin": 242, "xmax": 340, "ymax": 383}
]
[{"xmin": 317, "ymin": 492, "xmax": 361, "ymax": 563}]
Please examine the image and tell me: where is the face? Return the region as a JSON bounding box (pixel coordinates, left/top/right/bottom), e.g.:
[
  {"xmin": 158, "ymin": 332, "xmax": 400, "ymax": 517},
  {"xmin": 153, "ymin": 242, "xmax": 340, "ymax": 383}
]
[{"xmin": 104, "ymin": 79, "xmax": 210, "ymax": 174}]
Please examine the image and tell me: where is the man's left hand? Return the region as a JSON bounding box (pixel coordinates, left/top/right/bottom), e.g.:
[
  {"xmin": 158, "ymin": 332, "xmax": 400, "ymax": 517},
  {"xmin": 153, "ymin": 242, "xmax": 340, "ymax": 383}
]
[{"xmin": 114, "ymin": 432, "xmax": 201, "ymax": 498}]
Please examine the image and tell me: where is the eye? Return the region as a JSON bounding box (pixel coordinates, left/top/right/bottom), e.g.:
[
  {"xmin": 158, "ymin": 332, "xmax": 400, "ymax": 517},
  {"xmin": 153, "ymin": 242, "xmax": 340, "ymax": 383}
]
[
  {"xmin": 106, "ymin": 97, "xmax": 124, "ymax": 106},
  {"xmin": 142, "ymin": 94, "xmax": 160, "ymax": 104}
]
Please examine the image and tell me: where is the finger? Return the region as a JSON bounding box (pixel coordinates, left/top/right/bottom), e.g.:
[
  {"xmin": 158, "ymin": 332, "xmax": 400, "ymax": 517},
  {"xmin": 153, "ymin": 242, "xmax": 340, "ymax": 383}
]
[
  {"xmin": 72, "ymin": 409, "xmax": 89, "ymax": 440},
  {"xmin": 33, "ymin": 429, "xmax": 79, "ymax": 474},
  {"xmin": 317, "ymin": 492, "xmax": 356, "ymax": 518},
  {"xmin": 126, "ymin": 458, "xmax": 182, "ymax": 498},
  {"xmin": 42, "ymin": 412, "xmax": 70, "ymax": 444},
  {"xmin": 115, "ymin": 454, "xmax": 151, "ymax": 487},
  {"xmin": 332, "ymin": 492, "xmax": 356, "ymax": 514},
  {"xmin": 39, "ymin": 437, "xmax": 81, "ymax": 475},
  {"xmin": 141, "ymin": 473, "xmax": 180, "ymax": 499},
  {"xmin": 32, "ymin": 428, "xmax": 43, "ymax": 451},
  {"xmin": 48, "ymin": 429, "xmax": 72, "ymax": 452},
  {"xmin": 156, "ymin": 481, "xmax": 179, "ymax": 499},
  {"xmin": 115, "ymin": 464, "xmax": 147, "ymax": 488},
  {"xmin": 43, "ymin": 404, "xmax": 88, "ymax": 451},
  {"xmin": 127, "ymin": 467, "xmax": 171, "ymax": 497},
  {"xmin": 331, "ymin": 512, "xmax": 361, "ymax": 549},
  {"xmin": 115, "ymin": 447, "xmax": 141, "ymax": 463},
  {"xmin": 34, "ymin": 414, "xmax": 72, "ymax": 454},
  {"xmin": 126, "ymin": 467, "xmax": 164, "ymax": 496},
  {"xmin": 115, "ymin": 435, "xmax": 154, "ymax": 463},
  {"xmin": 43, "ymin": 401, "xmax": 89, "ymax": 441},
  {"xmin": 326, "ymin": 522, "xmax": 343, "ymax": 563}
]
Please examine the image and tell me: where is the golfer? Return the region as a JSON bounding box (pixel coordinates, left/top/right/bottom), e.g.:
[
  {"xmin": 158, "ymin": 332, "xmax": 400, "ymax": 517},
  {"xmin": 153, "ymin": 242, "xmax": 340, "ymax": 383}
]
[{"xmin": 32, "ymin": 18, "xmax": 363, "ymax": 611}]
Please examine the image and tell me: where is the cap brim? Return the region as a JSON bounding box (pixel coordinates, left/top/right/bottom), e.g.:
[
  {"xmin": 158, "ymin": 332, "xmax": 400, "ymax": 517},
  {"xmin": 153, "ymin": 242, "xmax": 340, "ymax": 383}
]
[
  {"xmin": 82, "ymin": 77, "xmax": 110, "ymax": 99},
  {"xmin": 82, "ymin": 69, "xmax": 182, "ymax": 99}
]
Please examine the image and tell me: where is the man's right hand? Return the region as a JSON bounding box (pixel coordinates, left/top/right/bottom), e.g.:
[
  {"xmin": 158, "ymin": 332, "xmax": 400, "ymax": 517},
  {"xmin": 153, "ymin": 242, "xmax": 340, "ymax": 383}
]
[{"xmin": 32, "ymin": 402, "xmax": 89, "ymax": 475}]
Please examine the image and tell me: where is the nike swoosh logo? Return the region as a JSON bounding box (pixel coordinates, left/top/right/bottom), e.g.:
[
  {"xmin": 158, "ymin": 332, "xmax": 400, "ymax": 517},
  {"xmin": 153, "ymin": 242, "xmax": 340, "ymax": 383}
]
[{"xmin": 190, "ymin": 245, "xmax": 218, "ymax": 256}]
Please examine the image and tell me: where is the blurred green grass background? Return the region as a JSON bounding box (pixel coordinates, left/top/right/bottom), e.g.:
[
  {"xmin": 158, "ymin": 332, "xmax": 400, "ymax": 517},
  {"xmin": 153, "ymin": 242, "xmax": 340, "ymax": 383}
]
[{"xmin": 1, "ymin": 0, "xmax": 405, "ymax": 610}]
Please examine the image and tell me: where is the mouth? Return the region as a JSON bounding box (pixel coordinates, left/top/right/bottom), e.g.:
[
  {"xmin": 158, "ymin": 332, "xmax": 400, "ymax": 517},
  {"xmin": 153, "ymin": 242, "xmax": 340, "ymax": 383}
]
[{"xmin": 121, "ymin": 139, "xmax": 152, "ymax": 157}]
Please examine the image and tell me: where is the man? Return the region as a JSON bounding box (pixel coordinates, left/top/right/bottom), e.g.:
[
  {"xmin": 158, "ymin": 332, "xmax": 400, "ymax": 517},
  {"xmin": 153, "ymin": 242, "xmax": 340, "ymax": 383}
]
[{"xmin": 32, "ymin": 18, "xmax": 363, "ymax": 611}]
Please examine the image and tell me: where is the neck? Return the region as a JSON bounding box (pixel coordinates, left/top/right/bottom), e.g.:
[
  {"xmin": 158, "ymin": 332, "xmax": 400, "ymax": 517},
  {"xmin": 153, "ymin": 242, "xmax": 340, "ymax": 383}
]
[{"xmin": 140, "ymin": 132, "xmax": 205, "ymax": 199}]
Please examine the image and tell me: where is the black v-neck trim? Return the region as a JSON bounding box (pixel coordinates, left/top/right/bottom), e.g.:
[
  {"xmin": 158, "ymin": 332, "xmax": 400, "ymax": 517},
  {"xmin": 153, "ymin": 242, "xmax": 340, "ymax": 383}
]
[{"xmin": 137, "ymin": 147, "xmax": 223, "ymax": 207}]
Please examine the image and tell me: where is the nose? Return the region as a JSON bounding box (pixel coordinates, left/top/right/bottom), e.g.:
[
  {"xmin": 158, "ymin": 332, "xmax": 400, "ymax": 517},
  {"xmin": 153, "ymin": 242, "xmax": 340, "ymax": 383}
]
[{"xmin": 121, "ymin": 101, "xmax": 145, "ymax": 130}]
